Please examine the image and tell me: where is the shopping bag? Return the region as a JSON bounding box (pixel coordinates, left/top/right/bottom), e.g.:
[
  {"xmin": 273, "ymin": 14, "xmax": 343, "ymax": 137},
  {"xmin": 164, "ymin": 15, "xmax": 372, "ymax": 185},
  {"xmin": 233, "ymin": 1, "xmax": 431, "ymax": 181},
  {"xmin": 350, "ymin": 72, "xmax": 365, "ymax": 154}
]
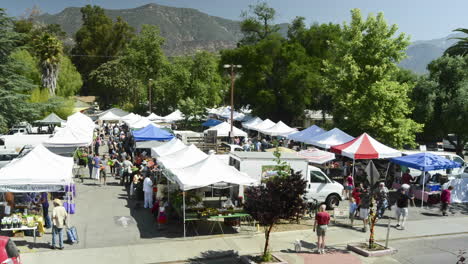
[
  {"xmin": 63, "ymin": 201, "xmax": 76, "ymax": 214},
  {"xmin": 66, "ymin": 226, "xmax": 79, "ymax": 244}
]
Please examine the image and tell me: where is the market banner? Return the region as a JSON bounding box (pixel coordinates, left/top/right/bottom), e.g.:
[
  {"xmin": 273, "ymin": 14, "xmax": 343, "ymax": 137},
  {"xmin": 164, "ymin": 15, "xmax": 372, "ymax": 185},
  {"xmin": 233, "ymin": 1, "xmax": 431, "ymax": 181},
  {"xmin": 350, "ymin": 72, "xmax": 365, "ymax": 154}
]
[{"xmin": 0, "ymin": 184, "xmax": 66, "ymax": 193}]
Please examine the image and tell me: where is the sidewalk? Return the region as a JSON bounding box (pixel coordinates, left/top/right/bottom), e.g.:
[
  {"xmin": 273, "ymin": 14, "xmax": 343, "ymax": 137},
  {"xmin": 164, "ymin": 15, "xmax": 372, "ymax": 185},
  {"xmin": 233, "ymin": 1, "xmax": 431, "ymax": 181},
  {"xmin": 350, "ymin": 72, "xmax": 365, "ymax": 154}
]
[{"xmin": 21, "ymin": 215, "xmax": 468, "ymax": 264}]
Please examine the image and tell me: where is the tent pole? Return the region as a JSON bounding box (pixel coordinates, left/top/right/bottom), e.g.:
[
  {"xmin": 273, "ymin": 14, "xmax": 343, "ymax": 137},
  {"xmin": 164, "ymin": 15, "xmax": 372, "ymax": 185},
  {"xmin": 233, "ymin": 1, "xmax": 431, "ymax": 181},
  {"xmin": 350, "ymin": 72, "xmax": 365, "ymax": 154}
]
[
  {"xmin": 183, "ymin": 191, "xmax": 186, "ymax": 238},
  {"xmin": 421, "ymin": 171, "xmax": 425, "ymax": 208},
  {"xmin": 384, "ymin": 163, "xmax": 390, "ymax": 184}
]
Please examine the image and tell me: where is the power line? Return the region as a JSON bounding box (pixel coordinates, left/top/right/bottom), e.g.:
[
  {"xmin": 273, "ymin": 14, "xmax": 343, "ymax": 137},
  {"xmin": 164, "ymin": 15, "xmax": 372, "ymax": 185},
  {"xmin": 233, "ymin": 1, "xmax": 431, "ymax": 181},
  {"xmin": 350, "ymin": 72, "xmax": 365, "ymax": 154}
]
[{"xmin": 68, "ymin": 54, "xmax": 123, "ymax": 58}]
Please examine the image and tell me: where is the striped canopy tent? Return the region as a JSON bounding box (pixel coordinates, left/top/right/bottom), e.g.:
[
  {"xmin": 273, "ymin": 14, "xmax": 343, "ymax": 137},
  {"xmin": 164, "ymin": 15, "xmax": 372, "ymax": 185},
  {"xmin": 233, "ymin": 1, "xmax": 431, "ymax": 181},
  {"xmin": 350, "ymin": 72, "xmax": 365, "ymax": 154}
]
[{"xmin": 330, "ymin": 133, "xmax": 401, "ymax": 160}]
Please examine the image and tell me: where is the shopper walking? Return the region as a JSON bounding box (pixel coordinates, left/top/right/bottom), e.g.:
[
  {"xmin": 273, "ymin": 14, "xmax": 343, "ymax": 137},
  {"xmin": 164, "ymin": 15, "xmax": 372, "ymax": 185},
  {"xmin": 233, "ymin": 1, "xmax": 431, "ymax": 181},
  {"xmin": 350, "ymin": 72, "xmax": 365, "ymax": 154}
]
[
  {"xmin": 51, "ymin": 199, "xmax": 67, "ymax": 250},
  {"xmin": 91, "ymin": 153, "xmax": 101, "ymax": 182},
  {"xmin": 359, "ymin": 187, "xmax": 371, "ymax": 232},
  {"xmin": 375, "ymin": 182, "xmax": 389, "ymax": 218},
  {"xmin": 313, "ymin": 204, "xmax": 330, "ymax": 254},
  {"xmin": 395, "ymin": 188, "xmax": 413, "ymax": 230},
  {"xmin": 143, "ymin": 175, "xmax": 154, "ymax": 209},
  {"xmin": 441, "ymin": 186, "xmax": 453, "ymax": 216}
]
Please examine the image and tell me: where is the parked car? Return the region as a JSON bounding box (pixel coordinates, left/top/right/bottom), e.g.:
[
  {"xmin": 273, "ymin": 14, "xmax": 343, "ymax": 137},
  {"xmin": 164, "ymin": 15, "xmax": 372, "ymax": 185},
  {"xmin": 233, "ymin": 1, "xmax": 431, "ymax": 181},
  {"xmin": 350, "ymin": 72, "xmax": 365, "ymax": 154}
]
[
  {"xmin": 443, "ymin": 134, "xmax": 468, "ymax": 151},
  {"xmin": 459, "ymin": 166, "xmax": 468, "ymax": 178},
  {"xmin": 0, "ymin": 236, "xmax": 21, "ymax": 264},
  {"xmin": 0, "ymin": 149, "xmax": 19, "ymax": 169}
]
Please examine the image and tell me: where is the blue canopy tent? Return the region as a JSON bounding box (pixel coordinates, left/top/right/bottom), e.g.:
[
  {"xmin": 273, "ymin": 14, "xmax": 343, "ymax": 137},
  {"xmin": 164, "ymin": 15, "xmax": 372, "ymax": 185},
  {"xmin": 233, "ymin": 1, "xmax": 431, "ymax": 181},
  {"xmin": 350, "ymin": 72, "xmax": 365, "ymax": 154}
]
[
  {"xmin": 390, "ymin": 152, "xmax": 462, "ymax": 207},
  {"xmin": 132, "ymin": 124, "xmax": 174, "ymax": 141},
  {"xmin": 287, "ymin": 125, "xmax": 326, "ymax": 143},
  {"xmin": 202, "ymin": 119, "xmax": 222, "ymax": 127}
]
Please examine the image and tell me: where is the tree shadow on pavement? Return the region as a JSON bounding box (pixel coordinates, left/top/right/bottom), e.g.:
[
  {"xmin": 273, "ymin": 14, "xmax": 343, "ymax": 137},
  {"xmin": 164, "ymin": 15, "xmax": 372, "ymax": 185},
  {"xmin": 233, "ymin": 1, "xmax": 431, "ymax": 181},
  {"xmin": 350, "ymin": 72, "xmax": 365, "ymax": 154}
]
[
  {"xmin": 186, "ymin": 250, "xmax": 239, "ymax": 263},
  {"xmin": 281, "ymin": 244, "xmax": 351, "ymax": 255}
]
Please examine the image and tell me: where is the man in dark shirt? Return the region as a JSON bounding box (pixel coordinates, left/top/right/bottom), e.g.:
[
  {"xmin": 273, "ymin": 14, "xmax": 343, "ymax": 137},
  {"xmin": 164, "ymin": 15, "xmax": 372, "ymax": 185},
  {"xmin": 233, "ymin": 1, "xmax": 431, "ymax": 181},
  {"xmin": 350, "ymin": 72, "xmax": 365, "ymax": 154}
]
[
  {"xmin": 396, "ymin": 188, "xmax": 413, "ymax": 230},
  {"xmin": 401, "ymin": 169, "xmax": 414, "ymax": 184}
]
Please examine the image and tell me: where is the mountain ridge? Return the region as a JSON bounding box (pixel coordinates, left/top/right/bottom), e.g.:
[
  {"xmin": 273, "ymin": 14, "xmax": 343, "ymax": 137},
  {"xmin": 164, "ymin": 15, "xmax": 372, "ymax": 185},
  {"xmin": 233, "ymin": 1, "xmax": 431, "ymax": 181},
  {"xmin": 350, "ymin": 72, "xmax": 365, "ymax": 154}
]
[{"xmin": 35, "ymin": 3, "xmax": 463, "ymax": 72}]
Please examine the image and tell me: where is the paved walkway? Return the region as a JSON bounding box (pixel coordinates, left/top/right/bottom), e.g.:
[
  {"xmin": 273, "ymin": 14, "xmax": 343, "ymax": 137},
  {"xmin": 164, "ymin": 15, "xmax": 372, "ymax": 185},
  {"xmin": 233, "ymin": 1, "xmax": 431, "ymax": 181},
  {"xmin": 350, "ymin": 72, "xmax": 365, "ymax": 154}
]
[{"xmin": 21, "ymin": 214, "xmax": 468, "ymax": 264}]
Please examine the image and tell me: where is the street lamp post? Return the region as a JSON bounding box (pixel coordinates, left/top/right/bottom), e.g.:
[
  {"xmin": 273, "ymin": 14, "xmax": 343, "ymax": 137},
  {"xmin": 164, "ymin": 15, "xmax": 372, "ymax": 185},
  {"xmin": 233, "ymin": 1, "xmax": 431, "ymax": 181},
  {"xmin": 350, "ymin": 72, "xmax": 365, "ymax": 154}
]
[
  {"xmin": 148, "ymin": 78, "xmax": 153, "ymax": 114},
  {"xmin": 223, "ymin": 64, "xmax": 242, "ymax": 143}
]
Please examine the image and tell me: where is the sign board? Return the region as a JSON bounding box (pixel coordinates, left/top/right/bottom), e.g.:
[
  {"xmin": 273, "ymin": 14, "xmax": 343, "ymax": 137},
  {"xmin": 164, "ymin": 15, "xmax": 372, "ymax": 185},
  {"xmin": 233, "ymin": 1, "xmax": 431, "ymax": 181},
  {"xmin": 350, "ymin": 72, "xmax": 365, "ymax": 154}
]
[
  {"xmin": 205, "ymin": 130, "xmax": 217, "ymax": 144},
  {"xmin": 333, "ymin": 207, "xmax": 349, "ymax": 219}
]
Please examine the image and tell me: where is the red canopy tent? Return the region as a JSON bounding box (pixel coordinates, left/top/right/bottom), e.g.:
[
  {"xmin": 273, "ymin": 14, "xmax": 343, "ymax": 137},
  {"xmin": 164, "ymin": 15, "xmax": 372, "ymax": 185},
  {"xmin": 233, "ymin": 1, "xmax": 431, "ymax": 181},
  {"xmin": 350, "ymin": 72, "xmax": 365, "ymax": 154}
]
[{"xmin": 330, "ymin": 133, "xmax": 401, "ymax": 160}]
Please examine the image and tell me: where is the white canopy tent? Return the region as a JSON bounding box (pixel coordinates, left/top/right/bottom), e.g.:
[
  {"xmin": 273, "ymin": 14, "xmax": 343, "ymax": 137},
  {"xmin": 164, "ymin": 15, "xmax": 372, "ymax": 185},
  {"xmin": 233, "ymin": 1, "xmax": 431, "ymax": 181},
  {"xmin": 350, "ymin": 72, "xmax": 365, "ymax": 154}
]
[
  {"xmin": 151, "ymin": 138, "xmax": 187, "ymax": 157},
  {"xmin": 242, "ymin": 117, "xmax": 263, "ymax": 130},
  {"xmin": 0, "ymin": 145, "xmax": 73, "ymax": 192},
  {"xmin": 98, "ymin": 111, "xmax": 122, "ymax": 121},
  {"xmin": 147, "ymin": 113, "xmax": 164, "ymax": 121},
  {"xmin": 306, "ymin": 128, "xmax": 354, "ymax": 149},
  {"xmin": 170, "ymin": 154, "xmax": 257, "ymax": 191},
  {"xmin": 162, "ymin": 110, "xmax": 184, "ymax": 123},
  {"xmin": 203, "ymin": 122, "xmax": 248, "ymax": 137},
  {"xmin": 98, "ymin": 108, "xmax": 129, "ymax": 118},
  {"xmin": 169, "ymin": 154, "xmax": 258, "ymax": 237},
  {"xmin": 44, "ymin": 112, "xmax": 95, "ymax": 147},
  {"xmin": 128, "ymin": 116, "xmax": 152, "ymax": 129},
  {"xmin": 121, "ymin": 113, "xmax": 138, "ymax": 123},
  {"xmin": 259, "ymin": 121, "xmax": 297, "ymax": 137},
  {"xmin": 158, "ymin": 144, "xmax": 208, "ymax": 169},
  {"xmin": 250, "ymin": 119, "xmax": 276, "ymax": 132}
]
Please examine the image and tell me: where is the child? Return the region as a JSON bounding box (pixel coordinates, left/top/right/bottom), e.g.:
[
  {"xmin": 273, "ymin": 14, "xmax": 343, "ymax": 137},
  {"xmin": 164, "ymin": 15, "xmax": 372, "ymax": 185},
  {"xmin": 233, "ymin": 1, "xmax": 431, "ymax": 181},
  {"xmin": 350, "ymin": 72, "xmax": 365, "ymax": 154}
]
[
  {"xmin": 157, "ymin": 198, "xmax": 168, "ymax": 230},
  {"xmin": 349, "ymin": 197, "xmax": 357, "ymax": 227}
]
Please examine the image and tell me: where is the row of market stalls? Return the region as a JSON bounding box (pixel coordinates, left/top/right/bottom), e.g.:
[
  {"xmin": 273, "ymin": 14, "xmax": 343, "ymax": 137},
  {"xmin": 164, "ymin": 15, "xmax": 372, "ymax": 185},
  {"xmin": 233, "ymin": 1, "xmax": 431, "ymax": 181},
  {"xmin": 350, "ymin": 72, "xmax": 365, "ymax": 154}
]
[
  {"xmin": 150, "ymin": 138, "xmax": 258, "ymax": 237},
  {"xmin": 97, "ymin": 108, "xmax": 185, "ymax": 129}
]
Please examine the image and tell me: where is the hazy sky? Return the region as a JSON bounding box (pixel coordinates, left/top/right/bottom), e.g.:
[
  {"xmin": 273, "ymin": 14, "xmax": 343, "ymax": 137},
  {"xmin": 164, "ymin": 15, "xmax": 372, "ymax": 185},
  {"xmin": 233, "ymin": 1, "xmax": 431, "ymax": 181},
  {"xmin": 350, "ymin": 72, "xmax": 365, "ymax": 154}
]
[{"xmin": 3, "ymin": 0, "xmax": 467, "ymax": 41}]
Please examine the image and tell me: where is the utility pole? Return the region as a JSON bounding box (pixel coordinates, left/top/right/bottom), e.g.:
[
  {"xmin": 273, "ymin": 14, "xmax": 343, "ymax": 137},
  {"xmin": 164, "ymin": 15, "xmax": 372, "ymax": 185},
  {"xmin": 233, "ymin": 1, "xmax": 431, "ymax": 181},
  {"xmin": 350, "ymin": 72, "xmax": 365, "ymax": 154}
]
[
  {"xmin": 148, "ymin": 78, "xmax": 153, "ymax": 114},
  {"xmin": 223, "ymin": 64, "xmax": 242, "ymax": 143}
]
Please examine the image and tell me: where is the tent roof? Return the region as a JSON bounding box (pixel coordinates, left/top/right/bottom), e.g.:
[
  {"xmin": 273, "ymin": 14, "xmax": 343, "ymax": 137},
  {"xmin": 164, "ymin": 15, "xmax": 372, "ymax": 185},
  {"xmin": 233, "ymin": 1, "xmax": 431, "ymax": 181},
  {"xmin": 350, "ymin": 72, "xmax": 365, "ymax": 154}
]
[
  {"xmin": 98, "ymin": 108, "xmax": 129, "ymax": 117},
  {"xmin": 132, "ymin": 124, "xmax": 174, "ymax": 141},
  {"xmin": 297, "ymin": 148, "xmax": 335, "ymax": 164},
  {"xmin": 203, "ymin": 122, "xmax": 247, "ymax": 137},
  {"xmin": 151, "ymin": 138, "xmax": 186, "ymax": 157},
  {"xmin": 265, "ymin": 147, "xmax": 296, "ymax": 153},
  {"xmin": 44, "ymin": 112, "xmax": 94, "ymax": 147},
  {"xmin": 37, "ymin": 113, "xmax": 65, "ymax": 124},
  {"xmin": 162, "ymin": 110, "xmax": 184, "ymax": 122},
  {"xmin": 390, "ymin": 152, "xmax": 462, "ymax": 171},
  {"xmin": 287, "ymin": 125, "xmax": 326, "ymax": 143},
  {"xmin": 158, "ymin": 144, "xmax": 208, "ymax": 169},
  {"xmin": 306, "ymin": 128, "xmax": 354, "ymax": 149},
  {"xmin": 0, "ymin": 145, "xmax": 73, "ymax": 192},
  {"xmin": 242, "ymin": 117, "xmax": 263, "ymax": 129},
  {"xmin": 129, "ymin": 117, "xmax": 152, "ymax": 129},
  {"xmin": 330, "ymin": 133, "xmax": 401, "ymax": 159},
  {"xmin": 170, "ymin": 154, "xmax": 258, "ymax": 191},
  {"xmin": 259, "ymin": 121, "xmax": 297, "ymax": 136},
  {"xmin": 202, "ymin": 119, "xmax": 223, "ymax": 127},
  {"xmin": 98, "ymin": 111, "xmax": 122, "ymax": 121},
  {"xmin": 250, "ymin": 119, "xmax": 276, "ymax": 132},
  {"xmin": 147, "ymin": 113, "xmax": 163, "ymax": 121}
]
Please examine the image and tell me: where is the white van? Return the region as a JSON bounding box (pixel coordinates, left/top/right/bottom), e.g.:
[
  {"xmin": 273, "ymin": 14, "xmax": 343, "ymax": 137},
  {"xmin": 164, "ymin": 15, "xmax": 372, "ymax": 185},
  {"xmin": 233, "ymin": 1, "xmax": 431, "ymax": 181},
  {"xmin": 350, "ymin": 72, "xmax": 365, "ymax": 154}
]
[{"xmin": 229, "ymin": 151, "xmax": 343, "ymax": 208}]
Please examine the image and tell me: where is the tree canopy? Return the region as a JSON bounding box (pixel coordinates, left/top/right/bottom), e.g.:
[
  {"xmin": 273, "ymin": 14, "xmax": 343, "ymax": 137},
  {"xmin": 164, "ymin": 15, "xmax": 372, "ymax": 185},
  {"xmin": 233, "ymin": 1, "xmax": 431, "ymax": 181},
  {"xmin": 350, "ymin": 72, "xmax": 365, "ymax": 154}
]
[{"xmin": 322, "ymin": 9, "xmax": 422, "ymax": 148}]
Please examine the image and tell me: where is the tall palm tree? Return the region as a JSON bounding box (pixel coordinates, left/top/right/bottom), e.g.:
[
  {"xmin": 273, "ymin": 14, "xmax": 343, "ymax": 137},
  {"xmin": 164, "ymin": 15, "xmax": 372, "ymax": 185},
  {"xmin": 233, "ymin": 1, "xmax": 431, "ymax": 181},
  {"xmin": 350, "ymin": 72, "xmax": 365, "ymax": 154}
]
[
  {"xmin": 33, "ymin": 32, "xmax": 63, "ymax": 95},
  {"xmin": 444, "ymin": 28, "xmax": 468, "ymax": 56}
]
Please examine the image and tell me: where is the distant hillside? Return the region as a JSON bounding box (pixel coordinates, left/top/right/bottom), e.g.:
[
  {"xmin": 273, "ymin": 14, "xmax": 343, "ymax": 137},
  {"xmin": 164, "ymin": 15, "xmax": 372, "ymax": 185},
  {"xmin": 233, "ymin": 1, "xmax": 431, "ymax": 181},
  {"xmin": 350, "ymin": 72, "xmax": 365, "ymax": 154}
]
[
  {"xmin": 36, "ymin": 3, "xmax": 288, "ymax": 56},
  {"xmin": 399, "ymin": 33, "xmax": 463, "ymax": 74}
]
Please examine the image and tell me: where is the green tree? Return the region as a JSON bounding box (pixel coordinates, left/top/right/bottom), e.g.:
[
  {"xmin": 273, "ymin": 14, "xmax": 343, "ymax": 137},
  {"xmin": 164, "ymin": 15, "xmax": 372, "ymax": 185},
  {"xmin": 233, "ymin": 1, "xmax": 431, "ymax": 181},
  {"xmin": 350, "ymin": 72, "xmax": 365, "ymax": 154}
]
[
  {"xmin": 323, "ymin": 9, "xmax": 422, "ymax": 148},
  {"xmin": 444, "ymin": 28, "xmax": 468, "ymax": 56},
  {"xmin": 72, "ymin": 5, "xmax": 134, "ymax": 94},
  {"xmin": 89, "ymin": 59, "xmax": 142, "ymax": 108},
  {"xmin": 0, "ymin": 9, "xmax": 41, "ymax": 131},
  {"xmin": 418, "ymin": 55, "xmax": 468, "ymax": 157},
  {"xmin": 121, "ymin": 24, "xmax": 168, "ymax": 111},
  {"xmin": 57, "ymin": 55, "xmax": 82, "ymax": 97},
  {"xmin": 239, "ymin": 2, "xmax": 280, "ymax": 45},
  {"xmin": 9, "ymin": 49, "xmax": 41, "ymax": 85},
  {"xmin": 33, "ymin": 32, "xmax": 63, "ymax": 95}
]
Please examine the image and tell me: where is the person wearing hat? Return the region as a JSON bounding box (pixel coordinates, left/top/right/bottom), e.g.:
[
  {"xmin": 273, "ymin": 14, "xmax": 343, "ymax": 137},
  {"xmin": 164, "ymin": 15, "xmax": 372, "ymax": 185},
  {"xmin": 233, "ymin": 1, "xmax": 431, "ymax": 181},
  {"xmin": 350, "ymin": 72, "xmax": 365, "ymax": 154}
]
[
  {"xmin": 51, "ymin": 199, "xmax": 68, "ymax": 250},
  {"xmin": 375, "ymin": 182, "xmax": 389, "ymax": 218}
]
